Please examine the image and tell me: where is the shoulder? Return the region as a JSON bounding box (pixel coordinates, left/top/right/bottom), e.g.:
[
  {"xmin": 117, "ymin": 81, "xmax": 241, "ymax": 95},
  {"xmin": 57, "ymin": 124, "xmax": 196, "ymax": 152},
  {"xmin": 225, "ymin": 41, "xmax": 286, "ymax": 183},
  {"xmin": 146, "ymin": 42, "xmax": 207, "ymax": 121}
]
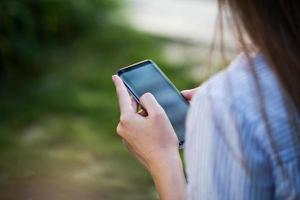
[
  {"xmin": 192, "ymin": 53, "xmax": 285, "ymax": 125},
  {"xmin": 186, "ymin": 53, "xmax": 279, "ymax": 166},
  {"xmin": 188, "ymin": 53, "xmax": 298, "ymax": 160}
]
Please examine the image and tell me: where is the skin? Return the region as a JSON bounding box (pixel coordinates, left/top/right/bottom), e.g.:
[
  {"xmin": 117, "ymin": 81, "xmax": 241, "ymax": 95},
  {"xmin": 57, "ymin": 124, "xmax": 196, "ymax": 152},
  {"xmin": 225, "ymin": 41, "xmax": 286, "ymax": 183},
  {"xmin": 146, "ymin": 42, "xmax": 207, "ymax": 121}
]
[{"xmin": 112, "ymin": 75, "xmax": 198, "ymax": 200}]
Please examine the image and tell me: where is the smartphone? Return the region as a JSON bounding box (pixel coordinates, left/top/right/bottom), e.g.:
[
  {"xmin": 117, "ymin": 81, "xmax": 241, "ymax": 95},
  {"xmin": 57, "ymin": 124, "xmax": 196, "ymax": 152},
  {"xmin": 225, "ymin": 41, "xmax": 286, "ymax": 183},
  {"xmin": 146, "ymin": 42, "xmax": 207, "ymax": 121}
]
[{"xmin": 117, "ymin": 60, "xmax": 189, "ymax": 148}]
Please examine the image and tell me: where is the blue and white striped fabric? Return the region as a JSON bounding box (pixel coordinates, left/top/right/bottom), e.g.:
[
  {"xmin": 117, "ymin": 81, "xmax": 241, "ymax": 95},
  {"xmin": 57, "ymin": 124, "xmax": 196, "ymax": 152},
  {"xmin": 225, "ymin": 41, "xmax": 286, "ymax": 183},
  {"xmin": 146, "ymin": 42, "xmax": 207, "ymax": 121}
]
[{"xmin": 185, "ymin": 54, "xmax": 300, "ymax": 199}]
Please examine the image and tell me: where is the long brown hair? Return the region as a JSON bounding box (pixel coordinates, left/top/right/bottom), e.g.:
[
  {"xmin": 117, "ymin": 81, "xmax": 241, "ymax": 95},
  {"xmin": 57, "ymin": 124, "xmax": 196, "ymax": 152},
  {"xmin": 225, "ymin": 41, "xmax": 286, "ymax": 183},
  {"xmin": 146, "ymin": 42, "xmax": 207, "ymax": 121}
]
[
  {"xmin": 218, "ymin": 0, "xmax": 300, "ymax": 111},
  {"xmin": 214, "ymin": 0, "xmax": 300, "ymax": 196}
]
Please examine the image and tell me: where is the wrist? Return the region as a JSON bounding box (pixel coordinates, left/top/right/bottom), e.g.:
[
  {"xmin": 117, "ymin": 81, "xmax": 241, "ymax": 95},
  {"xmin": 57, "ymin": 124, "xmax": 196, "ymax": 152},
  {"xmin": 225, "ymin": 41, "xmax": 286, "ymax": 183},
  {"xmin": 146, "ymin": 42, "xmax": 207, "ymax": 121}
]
[
  {"xmin": 148, "ymin": 149, "xmax": 183, "ymax": 178},
  {"xmin": 148, "ymin": 150, "xmax": 186, "ymax": 200}
]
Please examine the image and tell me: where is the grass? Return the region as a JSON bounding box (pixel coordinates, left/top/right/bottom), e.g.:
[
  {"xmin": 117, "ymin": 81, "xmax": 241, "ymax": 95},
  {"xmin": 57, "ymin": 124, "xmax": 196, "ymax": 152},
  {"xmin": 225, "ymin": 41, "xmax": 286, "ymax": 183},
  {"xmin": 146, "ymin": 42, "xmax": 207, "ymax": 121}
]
[{"xmin": 0, "ymin": 24, "xmax": 198, "ymax": 199}]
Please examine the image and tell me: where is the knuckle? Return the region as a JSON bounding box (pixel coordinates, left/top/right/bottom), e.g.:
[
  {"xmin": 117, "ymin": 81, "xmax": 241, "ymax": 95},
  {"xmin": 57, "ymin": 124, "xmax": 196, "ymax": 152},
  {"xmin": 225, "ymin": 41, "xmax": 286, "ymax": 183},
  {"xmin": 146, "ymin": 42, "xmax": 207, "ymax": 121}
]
[
  {"xmin": 116, "ymin": 123, "xmax": 125, "ymax": 137},
  {"xmin": 116, "ymin": 123, "xmax": 121, "ymax": 132},
  {"xmin": 152, "ymin": 109, "xmax": 165, "ymax": 120},
  {"xmin": 119, "ymin": 114, "xmax": 131, "ymax": 125}
]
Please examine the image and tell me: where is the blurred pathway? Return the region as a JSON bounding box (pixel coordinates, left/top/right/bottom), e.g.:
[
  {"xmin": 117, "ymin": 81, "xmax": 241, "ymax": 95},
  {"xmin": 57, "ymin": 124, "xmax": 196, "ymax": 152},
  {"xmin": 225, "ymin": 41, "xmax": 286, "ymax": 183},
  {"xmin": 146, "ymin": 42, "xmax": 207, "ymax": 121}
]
[
  {"xmin": 126, "ymin": 0, "xmax": 223, "ymax": 45},
  {"xmin": 126, "ymin": 0, "xmax": 235, "ymax": 82}
]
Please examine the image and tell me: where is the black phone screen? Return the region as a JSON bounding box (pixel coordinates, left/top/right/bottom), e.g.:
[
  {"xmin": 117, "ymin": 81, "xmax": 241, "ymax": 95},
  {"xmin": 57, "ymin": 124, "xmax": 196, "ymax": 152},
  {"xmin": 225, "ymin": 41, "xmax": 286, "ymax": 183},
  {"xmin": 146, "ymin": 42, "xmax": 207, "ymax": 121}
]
[{"xmin": 117, "ymin": 60, "xmax": 189, "ymax": 147}]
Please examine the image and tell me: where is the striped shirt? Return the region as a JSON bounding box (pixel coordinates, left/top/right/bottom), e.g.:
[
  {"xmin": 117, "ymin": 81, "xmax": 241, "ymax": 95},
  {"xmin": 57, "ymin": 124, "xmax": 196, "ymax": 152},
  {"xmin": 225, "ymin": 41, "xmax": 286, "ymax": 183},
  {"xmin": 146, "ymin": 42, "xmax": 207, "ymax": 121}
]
[{"xmin": 185, "ymin": 54, "xmax": 300, "ymax": 199}]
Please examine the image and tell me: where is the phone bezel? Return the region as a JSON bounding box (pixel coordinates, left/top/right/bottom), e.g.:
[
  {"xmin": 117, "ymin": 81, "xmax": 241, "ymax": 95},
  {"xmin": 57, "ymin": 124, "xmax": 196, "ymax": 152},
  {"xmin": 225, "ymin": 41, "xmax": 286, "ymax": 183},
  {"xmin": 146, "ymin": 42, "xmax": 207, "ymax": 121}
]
[{"xmin": 116, "ymin": 59, "xmax": 188, "ymax": 148}]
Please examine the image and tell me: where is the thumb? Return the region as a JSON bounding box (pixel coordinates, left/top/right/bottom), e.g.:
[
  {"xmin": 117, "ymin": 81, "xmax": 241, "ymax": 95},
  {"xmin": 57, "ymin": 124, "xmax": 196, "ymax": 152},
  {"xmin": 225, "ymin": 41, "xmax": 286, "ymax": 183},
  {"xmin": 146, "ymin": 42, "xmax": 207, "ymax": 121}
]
[{"xmin": 140, "ymin": 93, "xmax": 164, "ymax": 116}]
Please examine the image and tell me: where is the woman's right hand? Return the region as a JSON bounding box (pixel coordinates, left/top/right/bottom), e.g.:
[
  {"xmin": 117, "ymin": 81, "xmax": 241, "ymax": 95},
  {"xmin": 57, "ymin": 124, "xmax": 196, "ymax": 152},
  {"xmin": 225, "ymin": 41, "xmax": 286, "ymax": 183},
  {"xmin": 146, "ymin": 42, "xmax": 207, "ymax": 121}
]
[{"xmin": 181, "ymin": 87, "xmax": 199, "ymax": 102}]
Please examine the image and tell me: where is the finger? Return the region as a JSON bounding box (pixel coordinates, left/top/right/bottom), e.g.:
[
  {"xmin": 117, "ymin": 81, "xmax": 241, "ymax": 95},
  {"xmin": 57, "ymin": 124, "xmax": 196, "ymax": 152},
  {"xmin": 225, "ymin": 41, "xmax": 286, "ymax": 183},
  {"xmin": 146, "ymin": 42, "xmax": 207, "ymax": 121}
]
[
  {"xmin": 131, "ymin": 98, "xmax": 148, "ymax": 116},
  {"xmin": 140, "ymin": 93, "xmax": 164, "ymax": 116},
  {"xmin": 181, "ymin": 88, "xmax": 198, "ymax": 101},
  {"xmin": 112, "ymin": 75, "xmax": 134, "ymax": 114},
  {"xmin": 181, "ymin": 90, "xmax": 193, "ymax": 101},
  {"xmin": 137, "ymin": 108, "xmax": 147, "ymax": 117},
  {"xmin": 131, "ymin": 97, "xmax": 138, "ymax": 112}
]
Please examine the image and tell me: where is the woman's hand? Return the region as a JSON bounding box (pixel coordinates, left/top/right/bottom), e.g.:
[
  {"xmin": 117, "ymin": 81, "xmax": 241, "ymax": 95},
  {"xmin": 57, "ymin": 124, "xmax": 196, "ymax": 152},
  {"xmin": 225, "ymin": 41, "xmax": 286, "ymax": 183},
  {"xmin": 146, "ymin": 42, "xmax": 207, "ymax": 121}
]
[
  {"xmin": 112, "ymin": 75, "xmax": 179, "ymax": 170},
  {"xmin": 112, "ymin": 75, "xmax": 186, "ymax": 200}
]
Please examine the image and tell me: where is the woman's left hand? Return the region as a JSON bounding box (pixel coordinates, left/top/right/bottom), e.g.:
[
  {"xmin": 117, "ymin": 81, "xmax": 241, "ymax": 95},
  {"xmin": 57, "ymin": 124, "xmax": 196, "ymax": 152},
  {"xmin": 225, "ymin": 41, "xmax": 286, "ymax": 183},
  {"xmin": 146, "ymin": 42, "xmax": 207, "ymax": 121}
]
[{"xmin": 112, "ymin": 75, "xmax": 179, "ymax": 172}]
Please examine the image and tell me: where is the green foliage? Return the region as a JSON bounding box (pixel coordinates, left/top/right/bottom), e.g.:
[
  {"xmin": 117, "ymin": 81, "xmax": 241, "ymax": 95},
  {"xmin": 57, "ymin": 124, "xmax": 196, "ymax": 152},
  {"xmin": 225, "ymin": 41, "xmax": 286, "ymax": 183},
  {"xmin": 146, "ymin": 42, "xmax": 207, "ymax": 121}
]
[
  {"xmin": 0, "ymin": 23, "xmax": 196, "ymax": 198},
  {"xmin": 0, "ymin": 1, "xmax": 198, "ymax": 198},
  {"xmin": 0, "ymin": 0, "xmax": 120, "ymax": 84}
]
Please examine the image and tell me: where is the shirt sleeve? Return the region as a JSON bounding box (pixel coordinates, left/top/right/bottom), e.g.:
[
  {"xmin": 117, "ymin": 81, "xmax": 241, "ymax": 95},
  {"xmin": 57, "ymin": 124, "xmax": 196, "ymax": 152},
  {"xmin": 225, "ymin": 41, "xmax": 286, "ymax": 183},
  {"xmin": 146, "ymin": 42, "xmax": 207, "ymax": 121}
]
[{"xmin": 184, "ymin": 84, "xmax": 274, "ymax": 200}]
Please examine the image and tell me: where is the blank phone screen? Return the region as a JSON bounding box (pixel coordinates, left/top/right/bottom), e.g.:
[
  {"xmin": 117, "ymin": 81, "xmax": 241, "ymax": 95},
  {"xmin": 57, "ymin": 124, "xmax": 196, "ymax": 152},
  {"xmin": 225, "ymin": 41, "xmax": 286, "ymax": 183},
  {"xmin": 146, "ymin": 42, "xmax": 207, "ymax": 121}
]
[{"xmin": 118, "ymin": 61, "xmax": 189, "ymax": 145}]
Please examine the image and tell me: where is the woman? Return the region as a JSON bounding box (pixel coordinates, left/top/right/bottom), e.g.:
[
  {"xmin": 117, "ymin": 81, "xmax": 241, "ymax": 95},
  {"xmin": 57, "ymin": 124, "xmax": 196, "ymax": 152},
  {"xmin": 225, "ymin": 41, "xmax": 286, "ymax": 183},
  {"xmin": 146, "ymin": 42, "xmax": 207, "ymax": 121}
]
[{"xmin": 112, "ymin": 0, "xmax": 300, "ymax": 199}]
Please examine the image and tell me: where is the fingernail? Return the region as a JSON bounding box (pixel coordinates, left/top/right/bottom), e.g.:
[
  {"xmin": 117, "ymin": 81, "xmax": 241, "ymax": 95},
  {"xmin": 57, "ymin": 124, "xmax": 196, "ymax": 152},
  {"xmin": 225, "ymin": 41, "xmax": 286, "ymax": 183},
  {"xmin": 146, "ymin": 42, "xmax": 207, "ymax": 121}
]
[{"xmin": 144, "ymin": 92, "xmax": 153, "ymax": 98}]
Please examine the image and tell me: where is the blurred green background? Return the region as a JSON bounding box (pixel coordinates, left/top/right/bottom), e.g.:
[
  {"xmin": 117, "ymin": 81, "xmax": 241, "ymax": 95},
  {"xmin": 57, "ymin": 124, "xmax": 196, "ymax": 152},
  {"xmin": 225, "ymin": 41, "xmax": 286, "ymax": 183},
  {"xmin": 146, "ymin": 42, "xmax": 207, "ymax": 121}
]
[{"xmin": 0, "ymin": 0, "xmax": 207, "ymax": 199}]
